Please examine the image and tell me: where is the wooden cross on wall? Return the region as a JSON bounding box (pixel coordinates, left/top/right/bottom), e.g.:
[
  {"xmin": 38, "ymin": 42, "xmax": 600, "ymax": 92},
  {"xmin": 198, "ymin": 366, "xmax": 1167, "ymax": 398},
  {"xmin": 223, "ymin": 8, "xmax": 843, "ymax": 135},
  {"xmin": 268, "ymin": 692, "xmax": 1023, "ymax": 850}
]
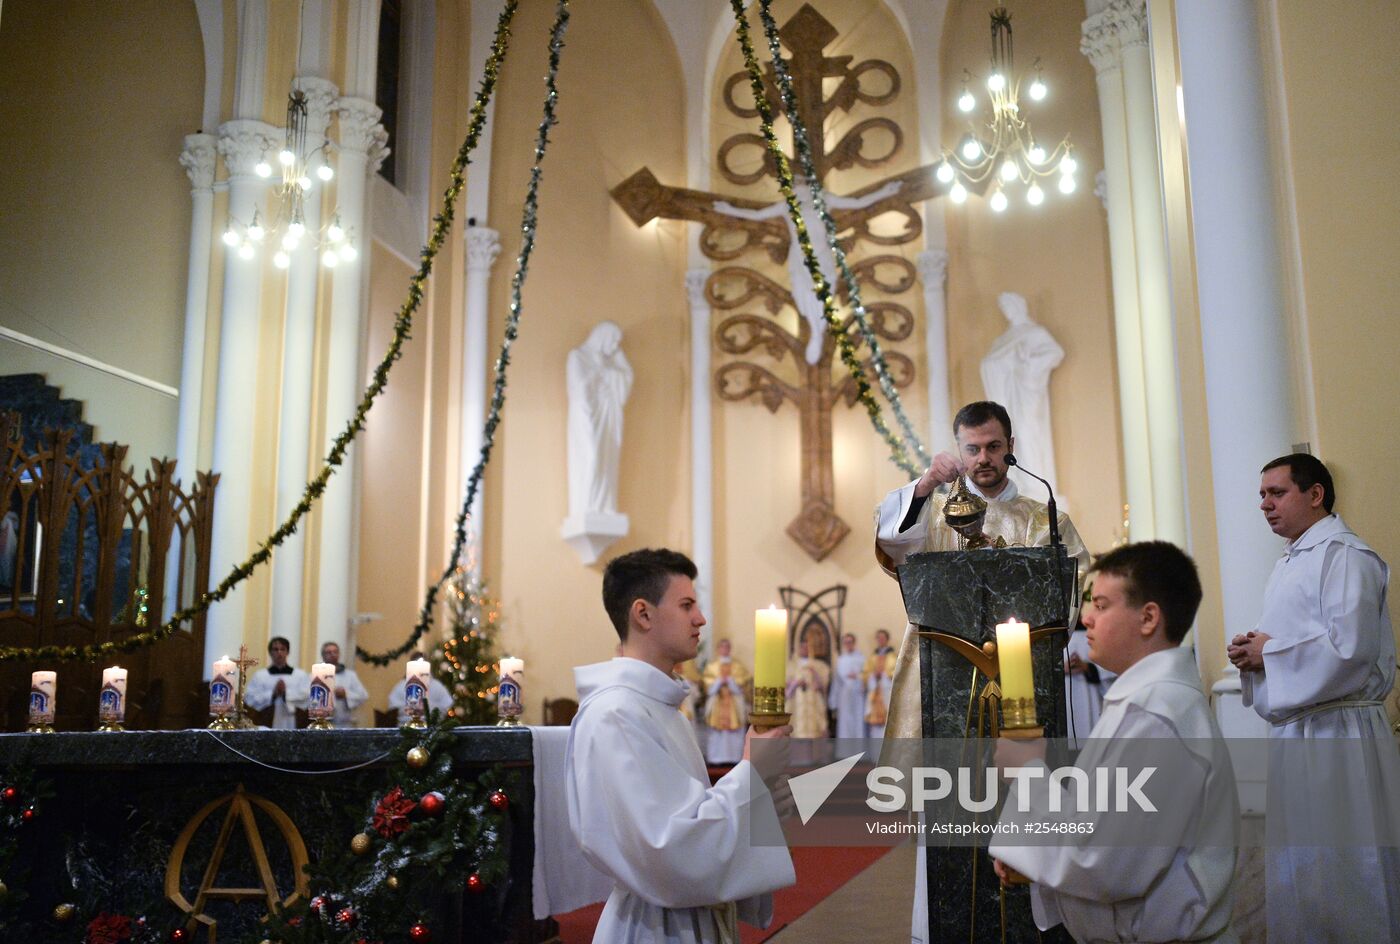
[{"xmin": 612, "ymin": 5, "xmax": 963, "ymax": 560}]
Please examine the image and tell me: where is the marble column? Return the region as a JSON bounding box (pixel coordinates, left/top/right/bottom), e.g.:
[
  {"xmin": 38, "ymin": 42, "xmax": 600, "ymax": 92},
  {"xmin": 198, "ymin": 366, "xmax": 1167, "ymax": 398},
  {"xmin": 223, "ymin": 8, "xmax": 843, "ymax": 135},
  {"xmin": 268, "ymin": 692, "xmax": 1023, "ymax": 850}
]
[
  {"xmin": 269, "ymin": 76, "xmax": 339, "ymax": 641},
  {"xmin": 916, "ymin": 249, "xmax": 951, "ymax": 447},
  {"xmin": 685, "ymin": 269, "xmax": 714, "ymax": 631},
  {"xmin": 172, "ymin": 133, "xmax": 217, "ymax": 622},
  {"xmin": 460, "ymin": 225, "xmax": 502, "ymax": 540},
  {"xmin": 206, "ymin": 119, "xmax": 276, "ymax": 667},
  {"xmin": 1176, "ymin": 0, "xmax": 1297, "ymax": 639},
  {"xmin": 1081, "ymin": 0, "xmax": 1185, "ymax": 544},
  {"xmin": 314, "ymin": 96, "xmax": 386, "ymax": 650},
  {"xmin": 1082, "ymin": 4, "xmax": 1155, "ymax": 540}
]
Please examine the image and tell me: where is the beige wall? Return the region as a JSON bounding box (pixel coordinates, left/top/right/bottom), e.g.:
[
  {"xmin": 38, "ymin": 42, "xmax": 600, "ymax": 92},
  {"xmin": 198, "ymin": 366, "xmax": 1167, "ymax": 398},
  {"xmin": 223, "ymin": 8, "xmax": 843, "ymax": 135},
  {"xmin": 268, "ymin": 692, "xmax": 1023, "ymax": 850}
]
[
  {"xmin": 940, "ymin": 0, "xmax": 1123, "ymax": 556},
  {"xmin": 708, "ymin": 0, "xmax": 929, "ymax": 676},
  {"xmin": 1272, "ymin": 0, "xmax": 1400, "ymax": 641},
  {"xmin": 0, "ymin": 0, "xmax": 203, "ymax": 464},
  {"xmin": 473, "ymin": 0, "xmax": 689, "ymax": 720}
]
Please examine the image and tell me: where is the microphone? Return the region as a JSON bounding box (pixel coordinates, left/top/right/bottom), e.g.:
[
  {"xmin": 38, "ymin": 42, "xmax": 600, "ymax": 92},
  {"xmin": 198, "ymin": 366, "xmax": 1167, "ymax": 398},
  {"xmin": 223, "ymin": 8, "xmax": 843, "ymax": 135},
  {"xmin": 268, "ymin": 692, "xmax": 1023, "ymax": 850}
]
[{"xmin": 1005, "ymin": 454, "xmax": 1062, "ymax": 547}]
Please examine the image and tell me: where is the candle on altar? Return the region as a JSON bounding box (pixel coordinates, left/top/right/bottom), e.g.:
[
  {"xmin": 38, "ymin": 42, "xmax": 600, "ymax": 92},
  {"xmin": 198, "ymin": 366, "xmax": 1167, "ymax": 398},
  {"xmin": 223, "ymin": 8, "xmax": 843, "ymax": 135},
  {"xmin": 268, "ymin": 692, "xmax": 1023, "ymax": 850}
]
[
  {"xmin": 210, "ymin": 655, "xmax": 237, "ymax": 717},
  {"xmin": 405, "ymin": 657, "xmax": 431, "ymax": 712},
  {"xmin": 99, "ymin": 666, "xmax": 128, "ymax": 724},
  {"xmin": 995, "ymin": 619, "xmax": 1035, "ymax": 727},
  {"xmin": 309, "ymin": 662, "xmax": 336, "ymax": 722},
  {"xmin": 753, "ymin": 606, "xmax": 788, "ymax": 692},
  {"xmin": 29, "ymin": 671, "xmax": 56, "ymax": 728},
  {"xmin": 497, "ymin": 657, "xmax": 524, "ymax": 724}
]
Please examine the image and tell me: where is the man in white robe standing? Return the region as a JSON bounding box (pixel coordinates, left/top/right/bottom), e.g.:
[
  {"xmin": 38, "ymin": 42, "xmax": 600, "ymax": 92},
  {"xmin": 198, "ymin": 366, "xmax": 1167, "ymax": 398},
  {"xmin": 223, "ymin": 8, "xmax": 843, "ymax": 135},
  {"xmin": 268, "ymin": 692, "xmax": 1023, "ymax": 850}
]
[
  {"xmin": 243, "ymin": 636, "xmax": 308, "ymax": 729},
  {"xmin": 568, "ymin": 548, "xmax": 796, "ymax": 943},
  {"xmin": 319, "ymin": 641, "xmax": 369, "ymax": 728},
  {"xmin": 829, "ymin": 632, "xmax": 867, "ymax": 741},
  {"xmin": 992, "ymin": 541, "xmax": 1239, "ymax": 943},
  {"xmin": 1228, "ymin": 453, "xmax": 1400, "ymax": 943}
]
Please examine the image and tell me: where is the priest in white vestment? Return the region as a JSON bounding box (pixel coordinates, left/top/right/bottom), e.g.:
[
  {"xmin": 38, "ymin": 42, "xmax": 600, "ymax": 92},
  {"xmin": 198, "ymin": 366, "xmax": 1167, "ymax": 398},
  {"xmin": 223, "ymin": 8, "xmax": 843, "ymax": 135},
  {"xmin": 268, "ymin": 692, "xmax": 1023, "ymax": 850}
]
[
  {"xmin": 876, "ymin": 402, "xmax": 1091, "ymax": 944},
  {"xmin": 862, "ymin": 630, "xmax": 895, "ymax": 739},
  {"xmin": 568, "ymin": 549, "xmax": 795, "ymax": 943},
  {"xmin": 1229, "ymin": 455, "xmax": 1400, "ymax": 943},
  {"xmin": 243, "ymin": 636, "xmax": 309, "ymax": 729},
  {"xmin": 786, "ymin": 641, "xmax": 830, "ymax": 738},
  {"xmin": 993, "ymin": 541, "xmax": 1239, "ymax": 943},
  {"xmin": 829, "ymin": 632, "xmax": 867, "ymax": 740},
  {"xmin": 702, "ymin": 639, "xmax": 750, "ymax": 765},
  {"xmin": 319, "ymin": 641, "xmax": 370, "ymax": 728}
]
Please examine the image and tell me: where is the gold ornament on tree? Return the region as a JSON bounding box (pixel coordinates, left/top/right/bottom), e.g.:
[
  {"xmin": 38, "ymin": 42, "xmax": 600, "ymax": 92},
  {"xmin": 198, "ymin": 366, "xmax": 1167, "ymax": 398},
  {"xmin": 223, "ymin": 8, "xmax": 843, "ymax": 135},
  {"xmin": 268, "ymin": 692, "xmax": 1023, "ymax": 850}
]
[
  {"xmin": 351, "ymin": 832, "xmax": 372, "ymax": 855},
  {"xmin": 406, "ymin": 746, "xmax": 431, "ymax": 769}
]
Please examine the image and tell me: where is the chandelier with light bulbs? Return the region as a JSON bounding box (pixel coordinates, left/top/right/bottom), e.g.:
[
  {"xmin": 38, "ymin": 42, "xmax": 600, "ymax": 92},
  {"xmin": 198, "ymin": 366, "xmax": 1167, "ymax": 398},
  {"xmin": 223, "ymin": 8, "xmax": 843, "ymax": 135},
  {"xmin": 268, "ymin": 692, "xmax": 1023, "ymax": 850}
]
[
  {"xmin": 221, "ymin": 89, "xmax": 358, "ymax": 269},
  {"xmin": 936, "ymin": 7, "xmax": 1077, "ymax": 212}
]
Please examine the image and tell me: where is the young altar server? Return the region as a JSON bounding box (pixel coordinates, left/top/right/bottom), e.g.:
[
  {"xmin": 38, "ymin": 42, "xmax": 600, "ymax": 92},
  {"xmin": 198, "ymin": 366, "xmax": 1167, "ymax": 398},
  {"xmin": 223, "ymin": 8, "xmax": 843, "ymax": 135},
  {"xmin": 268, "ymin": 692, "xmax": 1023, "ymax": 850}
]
[
  {"xmin": 990, "ymin": 542, "xmax": 1239, "ymax": 943},
  {"xmin": 567, "ymin": 548, "xmax": 796, "ymax": 943}
]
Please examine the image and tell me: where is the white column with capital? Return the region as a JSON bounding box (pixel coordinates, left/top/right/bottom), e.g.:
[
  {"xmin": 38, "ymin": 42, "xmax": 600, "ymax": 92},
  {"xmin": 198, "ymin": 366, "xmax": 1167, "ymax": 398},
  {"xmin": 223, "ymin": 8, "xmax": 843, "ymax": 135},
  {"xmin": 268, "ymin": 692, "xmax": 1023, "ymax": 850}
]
[
  {"xmin": 916, "ymin": 250, "xmax": 951, "ymax": 447},
  {"xmin": 686, "ymin": 269, "xmax": 714, "ymax": 629},
  {"xmin": 205, "ymin": 119, "xmax": 277, "ymax": 666},
  {"xmin": 171, "ymin": 133, "xmax": 217, "ymax": 621},
  {"xmin": 460, "ymin": 225, "xmax": 502, "ymax": 539},
  {"xmin": 1176, "ymin": 0, "xmax": 1296, "ymax": 640},
  {"xmin": 1082, "ymin": 2, "xmax": 1156, "ymax": 540},
  {"xmin": 269, "ymin": 76, "xmax": 339, "ymax": 641},
  {"xmin": 1116, "ymin": 2, "xmax": 1187, "ymax": 546},
  {"xmin": 314, "ymin": 97, "xmax": 386, "ymax": 651}
]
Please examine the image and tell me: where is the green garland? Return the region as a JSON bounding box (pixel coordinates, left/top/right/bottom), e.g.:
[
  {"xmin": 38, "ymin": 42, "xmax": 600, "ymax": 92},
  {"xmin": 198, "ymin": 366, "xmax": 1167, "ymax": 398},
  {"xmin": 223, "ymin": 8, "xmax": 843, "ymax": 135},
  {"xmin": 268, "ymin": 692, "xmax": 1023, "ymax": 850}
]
[
  {"xmin": 359, "ymin": 0, "xmax": 572, "ymax": 666},
  {"xmin": 755, "ymin": 0, "xmax": 930, "ymax": 469},
  {"xmin": 0, "ymin": 2, "xmax": 521, "ymax": 665},
  {"xmin": 727, "ymin": 0, "xmax": 923, "ymax": 478}
]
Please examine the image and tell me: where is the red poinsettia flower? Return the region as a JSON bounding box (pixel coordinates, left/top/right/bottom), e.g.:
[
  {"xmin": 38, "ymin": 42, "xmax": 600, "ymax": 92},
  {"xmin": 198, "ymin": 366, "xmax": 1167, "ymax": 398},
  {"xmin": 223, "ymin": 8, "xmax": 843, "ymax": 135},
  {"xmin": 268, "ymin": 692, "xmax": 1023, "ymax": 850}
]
[
  {"xmin": 373, "ymin": 785, "xmax": 418, "ymax": 838},
  {"xmin": 86, "ymin": 912, "xmax": 133, "ymax": 944}
]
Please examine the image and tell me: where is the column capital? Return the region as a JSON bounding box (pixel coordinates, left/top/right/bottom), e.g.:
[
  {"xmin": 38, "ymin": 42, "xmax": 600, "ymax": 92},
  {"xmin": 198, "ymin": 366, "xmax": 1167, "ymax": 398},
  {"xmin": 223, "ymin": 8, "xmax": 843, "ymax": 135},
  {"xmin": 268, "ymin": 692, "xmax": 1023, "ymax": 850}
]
[
  {"xmin": 465, "ymin": 226, "xmax": 502, "ymax": 272},
  {"xmin": 216, "ymin": 119, "xmax": 278, "ymax": 179},
  {"xmin": 685, "ymin": 269, "xmax": 711, "ymax": 309},
  {"xmin": 180, "ymin": 133, "xmax": 218, "ymax": 191},
  {"xmin": 294, "ymin": 76, "xmax": 341, "ymax": 140},
  {"xmin": 916, "ymin": 249, "xmax": 949, "ymax": 287},
  {"xmin": 1082, "ymin": 0, "xmax": 1148, "ymax": 73},
  {"xmin": 336, "ymin": 96, "xmax": 388, "ymax": 157}
]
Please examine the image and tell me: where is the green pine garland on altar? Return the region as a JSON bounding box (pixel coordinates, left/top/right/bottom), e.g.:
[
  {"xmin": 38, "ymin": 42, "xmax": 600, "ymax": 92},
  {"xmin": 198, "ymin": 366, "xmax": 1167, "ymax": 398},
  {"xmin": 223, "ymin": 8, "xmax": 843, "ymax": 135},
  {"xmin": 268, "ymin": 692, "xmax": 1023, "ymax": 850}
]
[{"xmin": 431, "ymin": 566, "xmax": 503, "ymax": 726}]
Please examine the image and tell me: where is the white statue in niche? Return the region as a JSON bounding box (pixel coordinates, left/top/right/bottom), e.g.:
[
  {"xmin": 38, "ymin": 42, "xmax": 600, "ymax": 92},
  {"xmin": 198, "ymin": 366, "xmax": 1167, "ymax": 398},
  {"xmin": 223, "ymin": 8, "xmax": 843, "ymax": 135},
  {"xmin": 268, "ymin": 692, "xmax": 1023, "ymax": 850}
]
[
  {"xmin": 980, "ymin": 291, "xmax": 1065, "ymax": 498},
  {"xmin": 712, "ymin": 179, "xmax": 902, "ymax": 366},
  {"xmin": 561, "ymin": 321, "xmax": 633, "ymax": 563}
]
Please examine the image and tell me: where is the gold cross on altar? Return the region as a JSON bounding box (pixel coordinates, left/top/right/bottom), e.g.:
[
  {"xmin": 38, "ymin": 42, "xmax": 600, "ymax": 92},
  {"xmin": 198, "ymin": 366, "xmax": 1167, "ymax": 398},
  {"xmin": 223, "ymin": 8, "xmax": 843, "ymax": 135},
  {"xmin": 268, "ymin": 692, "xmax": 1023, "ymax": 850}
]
[{"xmin": 611, "ymin": 5, "xmax": 975, "ymax": 560}]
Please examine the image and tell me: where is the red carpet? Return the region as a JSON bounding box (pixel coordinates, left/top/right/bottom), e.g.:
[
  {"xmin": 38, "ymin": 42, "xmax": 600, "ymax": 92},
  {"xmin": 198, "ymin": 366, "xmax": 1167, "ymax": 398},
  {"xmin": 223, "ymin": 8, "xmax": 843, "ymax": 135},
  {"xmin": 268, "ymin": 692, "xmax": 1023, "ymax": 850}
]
[{"xmin": 552, "ymin": 844, "xmax": 893, "ymax": 943}]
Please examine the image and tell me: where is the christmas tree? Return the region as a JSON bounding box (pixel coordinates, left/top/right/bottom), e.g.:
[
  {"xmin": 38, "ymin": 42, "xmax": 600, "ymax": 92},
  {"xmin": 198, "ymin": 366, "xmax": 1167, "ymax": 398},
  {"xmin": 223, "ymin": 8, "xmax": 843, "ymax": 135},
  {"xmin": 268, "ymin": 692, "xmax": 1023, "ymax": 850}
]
[{"xmin": 431, "ymin": 565, "xmax": 502, "ymax": 725}]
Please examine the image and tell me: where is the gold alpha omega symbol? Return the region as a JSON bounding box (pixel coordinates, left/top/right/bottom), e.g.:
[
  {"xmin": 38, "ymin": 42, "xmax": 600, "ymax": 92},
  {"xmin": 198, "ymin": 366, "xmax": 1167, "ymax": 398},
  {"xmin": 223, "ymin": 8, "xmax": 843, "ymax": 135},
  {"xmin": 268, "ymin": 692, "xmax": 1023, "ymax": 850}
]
[{"xmin": 165, "ymin": 783, "xmax": 310, "ymax": 940}]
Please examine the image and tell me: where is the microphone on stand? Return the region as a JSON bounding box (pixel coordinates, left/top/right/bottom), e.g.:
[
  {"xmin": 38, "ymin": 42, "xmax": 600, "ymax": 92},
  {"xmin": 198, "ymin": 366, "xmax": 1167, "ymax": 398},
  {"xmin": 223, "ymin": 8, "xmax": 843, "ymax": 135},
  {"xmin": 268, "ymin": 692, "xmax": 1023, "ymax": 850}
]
[{"xmin": 1005, "ymin": 454, "xmax": 1062, "ymax": 548}]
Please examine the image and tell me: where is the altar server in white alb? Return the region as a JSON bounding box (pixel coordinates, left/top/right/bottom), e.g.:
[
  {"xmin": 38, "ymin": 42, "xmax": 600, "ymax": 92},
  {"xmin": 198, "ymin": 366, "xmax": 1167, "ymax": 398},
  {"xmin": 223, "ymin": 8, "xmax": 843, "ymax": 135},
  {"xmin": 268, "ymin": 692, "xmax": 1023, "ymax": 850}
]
[
  {"xmin": 319, "ymin": 641, "xmax": 370, "ymax": 728},
  {"xmin": 1228, "ymin": 454, "xmax": 1400, "ymax": 943},
  {"xmin": 829, "ymin": 632, "xmax": 868, "ymax": 739},
  {"xmin": 243, "ymin": 636, "xmax": 309, "ymax": 729},
  {"xmin": 992, "ymin": 541, "xmax": 1239, "ymax": 943},
  {"xmin": 568, "ymin": 548, "xmax": 795, "ymax": 943}
]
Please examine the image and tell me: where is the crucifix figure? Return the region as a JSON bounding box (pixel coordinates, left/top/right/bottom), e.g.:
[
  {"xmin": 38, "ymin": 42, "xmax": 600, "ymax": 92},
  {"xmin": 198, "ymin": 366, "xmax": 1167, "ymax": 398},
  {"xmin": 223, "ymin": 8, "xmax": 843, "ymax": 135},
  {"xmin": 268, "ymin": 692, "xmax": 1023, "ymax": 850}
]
[{"xmin": 611, "ymin": 4, "xmax": 966, "ymax": 560}]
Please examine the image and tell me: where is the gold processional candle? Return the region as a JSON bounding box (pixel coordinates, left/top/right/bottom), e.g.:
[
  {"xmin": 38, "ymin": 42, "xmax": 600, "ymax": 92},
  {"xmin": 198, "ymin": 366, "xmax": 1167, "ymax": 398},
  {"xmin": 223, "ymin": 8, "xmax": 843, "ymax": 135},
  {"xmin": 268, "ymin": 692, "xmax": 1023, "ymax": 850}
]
[
  {"xmin": 753, "ymin": 605, "xmax": 788, "ymax": 713},
  {"xmin": 995, "ymin": 618, "xmax": 1036, "ymax": 727}
]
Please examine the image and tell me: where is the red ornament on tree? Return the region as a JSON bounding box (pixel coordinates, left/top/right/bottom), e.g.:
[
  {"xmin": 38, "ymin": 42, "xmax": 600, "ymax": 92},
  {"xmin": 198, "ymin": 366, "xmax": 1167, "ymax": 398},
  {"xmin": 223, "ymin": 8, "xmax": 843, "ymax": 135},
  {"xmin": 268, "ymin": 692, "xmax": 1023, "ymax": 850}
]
[
  {"xmin": 169, "ymin": 929, "xmax": 189, "ymax": 943},
  {"xmin": 1, "ymin": 786, "xmax": 18, "ymax": 805},
  {"xmin": 419, "ymin": 791, "xmax": 446, "ymax": 817},
  {"xmin": 488, "ymin": 789, "xmax": 509, "ymax": 812},
  {"xmin": 466, "ymin": 873, "xmax": 485, "ymax": 894},
  {"xmin": 309, "ymin": 895, "xmax": 327, "ymax": 915},
  {"xmin": 20, "ymin": 808, "xmax": 34, "ymax": 823},
  {"xmin": 409, "ymin": 922, "xmax": 431, "ymax": 942},
  {"xmin": 335, "ymin": 906, "xmax": 357, "ymax": 928}
]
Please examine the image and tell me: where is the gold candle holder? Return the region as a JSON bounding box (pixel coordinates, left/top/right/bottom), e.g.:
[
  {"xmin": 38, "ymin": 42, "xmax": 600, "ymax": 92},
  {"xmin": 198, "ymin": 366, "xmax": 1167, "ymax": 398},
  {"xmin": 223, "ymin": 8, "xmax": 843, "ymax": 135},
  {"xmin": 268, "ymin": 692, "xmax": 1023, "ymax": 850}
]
[{"xmin": 749, "ymin": 685, "xmax": 790, "ymax": 732}]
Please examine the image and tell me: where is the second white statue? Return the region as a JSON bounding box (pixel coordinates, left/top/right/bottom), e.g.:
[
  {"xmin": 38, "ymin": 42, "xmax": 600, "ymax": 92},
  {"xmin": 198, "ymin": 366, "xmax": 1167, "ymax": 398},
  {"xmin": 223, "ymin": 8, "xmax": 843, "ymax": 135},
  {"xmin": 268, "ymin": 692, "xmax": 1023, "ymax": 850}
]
[{"xmin": 561, "ymin": 321, "xmax": 633, "ymax": 563}]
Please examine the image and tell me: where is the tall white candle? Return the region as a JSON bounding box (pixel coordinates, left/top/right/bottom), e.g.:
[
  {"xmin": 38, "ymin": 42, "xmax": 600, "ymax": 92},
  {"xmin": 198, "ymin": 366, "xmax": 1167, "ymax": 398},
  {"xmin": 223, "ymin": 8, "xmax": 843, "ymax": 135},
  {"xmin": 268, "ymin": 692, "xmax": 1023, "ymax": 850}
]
[
  {"xmin": 497, "ymin": 657, "xmax": 523, "ymax": 721},
  {"xmin": 405, "ymin": 657, "xmax": 431, "ymax": 713},
  {"xmin": 210, "ymin": 655, "xmax": 237, "ymax": 716},
  {"xmin": 309, "ymin": 662, "xmax": 336, "ymax": 722},
  {"xmin": 29, "ymin": 671, "xmax": 56, "ymax": 726},
  {"xmin": 99, "ymin": 666, "xmax": 128, "ymax": 723}
]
